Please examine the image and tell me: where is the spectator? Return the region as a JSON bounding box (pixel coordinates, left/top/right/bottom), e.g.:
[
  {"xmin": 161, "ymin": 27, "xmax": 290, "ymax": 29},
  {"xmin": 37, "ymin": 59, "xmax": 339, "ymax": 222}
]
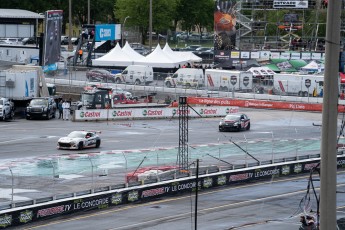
[
  {"xmin": 78, "ymin": 49, "xmax": 83, "ymax": 61},
  {"xmin": 58, "ymin": 100, "xmax": 63, "ymax": 119},
  {"xmin": 62, "ymin": 100, "xmax": 70, "ymax": 120}
]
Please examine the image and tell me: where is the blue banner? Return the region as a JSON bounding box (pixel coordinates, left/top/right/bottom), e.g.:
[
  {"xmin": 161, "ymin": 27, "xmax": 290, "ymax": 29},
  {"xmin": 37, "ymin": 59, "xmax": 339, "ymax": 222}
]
[{"xmin": 95, "ymin": 24, "xmax": 121, "ymax": 41}]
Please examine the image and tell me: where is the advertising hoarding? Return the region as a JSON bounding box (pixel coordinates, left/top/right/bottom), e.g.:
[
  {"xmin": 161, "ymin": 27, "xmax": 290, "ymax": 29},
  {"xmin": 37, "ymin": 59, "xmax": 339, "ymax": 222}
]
[
  {"xmin": 43, "ymin": 10, "xmax": 63, "ymax": 68},
  {"xmin": 95, "ymin": 24, "xmax": 121, "ymax": 41}
]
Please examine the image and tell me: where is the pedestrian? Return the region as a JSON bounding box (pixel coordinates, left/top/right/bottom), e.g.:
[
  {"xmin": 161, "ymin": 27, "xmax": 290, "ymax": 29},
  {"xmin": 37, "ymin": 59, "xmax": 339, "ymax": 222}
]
[
  {"xmin": 58, "ymin": 100, "xmax": 63, "ymax": 119},
  {"xmin": 78, "ymin": 49, "xmax": 83, "ymax": 61},
  {"xmin": 62, "ymin": 100, "xmax": 70, "ymax": 120}
]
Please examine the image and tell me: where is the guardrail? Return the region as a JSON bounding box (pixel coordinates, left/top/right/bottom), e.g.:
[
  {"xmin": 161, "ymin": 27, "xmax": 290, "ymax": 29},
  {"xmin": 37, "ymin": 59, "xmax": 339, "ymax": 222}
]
[
  {"xmin": 46, "ymin": 78, "xmax": 345, "ymax": 106},
  {"xmin": 1, "ymin": 153, "xmax": 345, "ymax": 228}
]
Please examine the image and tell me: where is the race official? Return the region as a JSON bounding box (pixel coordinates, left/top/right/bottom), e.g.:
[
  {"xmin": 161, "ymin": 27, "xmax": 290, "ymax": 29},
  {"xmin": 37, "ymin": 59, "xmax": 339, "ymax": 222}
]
[{"xmin": 62, "ymin": 100, "xmax": 70, "ymax": 120}]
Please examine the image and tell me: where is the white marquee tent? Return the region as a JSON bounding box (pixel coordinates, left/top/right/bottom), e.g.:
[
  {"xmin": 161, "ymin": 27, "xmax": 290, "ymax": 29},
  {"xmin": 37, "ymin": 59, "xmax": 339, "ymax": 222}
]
[
  {"xmin": 174, "ymin": 51, "xmax": 202, "ymax": 63},
  {"xmin": 134, "ymin": 44, "xmax": 184, "ymax": 68},
  {"xmin": 92, "ymin": 43, "xmax": 133, "ymax": 67},
  {"xmin": 162, "ymin": 43, "xmax": 189, "ymax": 64},
  {"xmin": 122, "ymin": 41, "xmax": 145, "ymax": 61}
]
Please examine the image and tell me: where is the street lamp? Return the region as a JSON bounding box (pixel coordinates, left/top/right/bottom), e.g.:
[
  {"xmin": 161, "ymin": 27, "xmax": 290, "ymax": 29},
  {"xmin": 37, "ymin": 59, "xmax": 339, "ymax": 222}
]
[{"xmin": 122, "ymin": 16, "xmax": 130, "ymax": 47}]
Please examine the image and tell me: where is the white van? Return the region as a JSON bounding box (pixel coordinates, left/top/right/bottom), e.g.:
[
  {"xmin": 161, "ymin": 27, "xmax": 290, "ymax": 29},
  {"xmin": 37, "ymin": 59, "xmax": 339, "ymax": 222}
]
[
  {"xmin": 164, "ymin": 68, "xmax": 204, "ymax": 88},
  {"xmin": 115, "ymin": 65, "xmax": 153, "ymax": 85}
]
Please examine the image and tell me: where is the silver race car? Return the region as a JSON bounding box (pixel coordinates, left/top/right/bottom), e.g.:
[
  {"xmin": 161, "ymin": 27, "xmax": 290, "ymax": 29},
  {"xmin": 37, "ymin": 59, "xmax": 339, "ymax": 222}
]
[{"xmin": 57, "ymin": 131, "xmax": 101, "ymax": 150}]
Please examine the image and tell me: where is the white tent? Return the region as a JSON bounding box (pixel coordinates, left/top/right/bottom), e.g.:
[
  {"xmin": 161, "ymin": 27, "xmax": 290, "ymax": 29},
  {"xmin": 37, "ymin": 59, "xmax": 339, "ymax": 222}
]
[
  {"xmin": 162, "ymin": 43, "xmax": 189, "ymax": 64},
  {"xmin": 248, "ymin": 67, "xmax": 275, "ymax": 77},
  {"xmin": 134, "ymin": 44, "xmax": 183, "ymax": 68},
  {"xmin": 300, "ymin": 61, "xmax": 324, "ymax": 73},
  {"xmin": 174, "ymin": 51, "xmax": 202, "ymax": 63},
  {"xmin": 122, "ymin": 41, "xmax": 145, "ymax": 61},
  {"xmin": 92, "ymin": 43, "xmax": 133, "ymax": 67}
]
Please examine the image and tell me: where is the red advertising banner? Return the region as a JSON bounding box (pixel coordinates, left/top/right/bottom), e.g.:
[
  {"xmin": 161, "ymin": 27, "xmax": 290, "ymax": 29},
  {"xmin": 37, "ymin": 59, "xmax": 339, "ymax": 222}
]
[{"xmin": 186, "ymin": 97, "xmax": 345, "ymax": 113}]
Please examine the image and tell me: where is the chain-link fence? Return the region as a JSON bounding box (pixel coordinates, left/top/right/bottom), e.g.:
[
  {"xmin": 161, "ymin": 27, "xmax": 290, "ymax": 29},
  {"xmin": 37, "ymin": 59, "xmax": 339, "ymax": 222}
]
[{"xmin": 1, "ymin": 126, "xmax": 338, "ymax": 210}]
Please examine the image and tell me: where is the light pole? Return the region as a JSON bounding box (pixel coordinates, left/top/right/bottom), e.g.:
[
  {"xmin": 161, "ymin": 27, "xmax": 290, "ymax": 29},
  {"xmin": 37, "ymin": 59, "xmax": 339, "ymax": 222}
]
[
  {"xmin": 122, "ymin": 16, "xmax": 130, "ymax": 47},
  {"xmin": 149, "ymin": 0, "xmax": 152, "ymax": 51},
  {"xmin": 68, "ymin": 0, "xmax": 73, "ymax": 51},
  {"xmin": 87, "ymin": 0, "xmax": 90, "ymax": 24}
]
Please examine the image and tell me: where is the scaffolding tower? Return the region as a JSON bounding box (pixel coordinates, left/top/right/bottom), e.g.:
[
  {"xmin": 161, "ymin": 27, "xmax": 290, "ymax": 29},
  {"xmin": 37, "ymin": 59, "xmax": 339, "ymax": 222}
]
[
  {"xmin": 178, "ymin": 96, "xmax": 189, "ymax": 172},
  {"xmin": 234, "ymin": 0, "xmax": 342, "ymax": 51}
]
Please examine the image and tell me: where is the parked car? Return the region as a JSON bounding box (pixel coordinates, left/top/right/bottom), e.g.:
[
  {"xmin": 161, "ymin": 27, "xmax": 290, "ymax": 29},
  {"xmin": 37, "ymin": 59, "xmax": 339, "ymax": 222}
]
[
  {"xmin": 219, "ymin": 113, "xmax": 251, "ymax": 132},
  {"xmin": 61, "ymin": 36, "xmax": 69, "ymax": 45},
  {"xmin": 182, "ymin": 45, "xmax": 201, "ymax": 51},
  {"xmin": 57, "ymin": 130, "xmax": 101, "ymax": 150},
  {"xmin": 22, "ymin": 37, "xmax": 37, "ymax": 45},
  {"xmin": 0, "ymin": 98, "xmax": 14, "ymax": 121},
  {"xmin": 26, "ymin": 97, "xmax": 57, "ymax": 120},
  {"xmin": 86, "ymin": 69, "xmax": 116, "ymax": 83},
  {"xmin": 193, "ymin": 47, "xmax": 211, "ymax": 55},
  {"xmin": 176, "ymin": 32, "xmax": 188, "ymax": 40},
  {"xmin": 199, "ymin": 47, "xmax": 214, "ymax": 57},
  {"xmin": 188, "ymin": 33, "xmax": 201, "ymax": 41},
  {"xmin": 71, "ymin": 37, "xmax": 79, "ymax": 45},
  {"xmin": 111, "ymin": 87, "xmax": 133, "ymax": 98},
  {"xmin": 0, "ymin": 38, "xmax": 21, "ymax": 45}
]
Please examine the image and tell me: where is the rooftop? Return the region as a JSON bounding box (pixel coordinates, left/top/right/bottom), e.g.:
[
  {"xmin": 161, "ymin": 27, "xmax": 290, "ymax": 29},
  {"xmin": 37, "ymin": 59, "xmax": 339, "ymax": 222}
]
[{"xmin": 0, "ymin": 9, "xmax": 44, "ymax": 19}]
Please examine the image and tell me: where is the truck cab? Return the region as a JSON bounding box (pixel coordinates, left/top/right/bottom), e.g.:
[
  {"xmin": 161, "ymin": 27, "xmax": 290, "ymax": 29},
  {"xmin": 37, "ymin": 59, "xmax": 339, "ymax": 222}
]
[{"xmin": 80, "ymin": 88, "xmax": 112, "ymax": 109}]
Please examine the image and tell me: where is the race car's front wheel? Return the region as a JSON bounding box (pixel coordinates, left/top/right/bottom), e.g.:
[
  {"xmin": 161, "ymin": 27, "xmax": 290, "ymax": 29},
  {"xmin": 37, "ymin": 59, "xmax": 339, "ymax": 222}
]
[
  {"xmin": 78, "ymin": 142, "xmax": 84, "ymax": 150},
  {"xmin": 237, "ymin": 125, "xmax": 241, "ymax": 132},
  {"xmin": 96, "ymin": 140, "xmax": 101, "ymax": 148}
]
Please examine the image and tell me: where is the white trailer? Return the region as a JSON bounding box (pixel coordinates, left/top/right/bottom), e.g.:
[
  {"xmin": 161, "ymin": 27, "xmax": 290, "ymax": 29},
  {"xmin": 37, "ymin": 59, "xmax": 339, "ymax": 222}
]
[
  {"xmin": 0, "ymin": 65, "xmax": 50, "ymax": 108},
  {"xmin": 273, "ymin": 73, "xmax": 325, "ymax": 97},
  {"xmin": 164, "ymin": 68, "xmax": 204, "ymax": 88},
  {"xmin": 205, "ymin": 69, "xmax": 253, "ymax": 92}
]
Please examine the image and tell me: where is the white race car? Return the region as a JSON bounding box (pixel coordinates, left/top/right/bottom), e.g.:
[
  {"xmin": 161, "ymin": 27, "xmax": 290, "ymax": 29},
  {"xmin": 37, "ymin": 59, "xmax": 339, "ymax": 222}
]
[{"xmin": 57, "ymin": 131, "xmax": 101, "ymax": 150}]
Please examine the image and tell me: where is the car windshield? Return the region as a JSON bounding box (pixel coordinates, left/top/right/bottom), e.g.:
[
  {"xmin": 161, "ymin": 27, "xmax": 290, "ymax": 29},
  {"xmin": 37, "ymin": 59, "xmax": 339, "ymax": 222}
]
[
  {"xmin": 30, "ymin": 99, "xmax": 48, "ymax": 106},
  {"xmin": 225, "ymin": 114, "xmax": 241, "ymax": 120},
  {"xmin": 67, "ymin": 131, "xmax": 86, "ymax": 138}
]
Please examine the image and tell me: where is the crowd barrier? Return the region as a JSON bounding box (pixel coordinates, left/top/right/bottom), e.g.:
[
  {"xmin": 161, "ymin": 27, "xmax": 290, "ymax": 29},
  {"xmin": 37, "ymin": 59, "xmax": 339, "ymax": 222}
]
[
  {"xmin": 74, "ymin": 106, "xmax": 239, "ymax": 121},
  {"xmin": 1, "ymin": 155, "xmax": 345, "ymax": 228}
]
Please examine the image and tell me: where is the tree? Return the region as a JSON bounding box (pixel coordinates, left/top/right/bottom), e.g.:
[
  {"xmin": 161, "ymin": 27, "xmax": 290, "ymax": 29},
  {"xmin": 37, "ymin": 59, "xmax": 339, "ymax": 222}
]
[
  {"xmin": 115, "ymin": 0, "xmax": 177, "ymax": 44},
  {"xmin": 177, "ymin": 0, "xmax": 214, "ymax": 34}
]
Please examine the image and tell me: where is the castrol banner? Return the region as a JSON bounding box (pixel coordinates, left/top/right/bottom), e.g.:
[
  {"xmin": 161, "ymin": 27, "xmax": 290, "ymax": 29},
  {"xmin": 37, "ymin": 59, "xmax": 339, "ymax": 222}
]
[{"xmin": 74, "ymin": 106, "xmax": 239, "ymax": 121}]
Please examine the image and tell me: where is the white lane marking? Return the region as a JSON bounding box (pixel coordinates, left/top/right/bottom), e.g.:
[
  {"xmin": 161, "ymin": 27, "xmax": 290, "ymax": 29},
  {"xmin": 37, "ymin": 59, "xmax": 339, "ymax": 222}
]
[
  {"xmin": 0, "ymin": 136, "xmax": 58, "ymax": 145},
  {"xmin": 0, "ymin": 124, "xmax": 17, "ymax": 128}
]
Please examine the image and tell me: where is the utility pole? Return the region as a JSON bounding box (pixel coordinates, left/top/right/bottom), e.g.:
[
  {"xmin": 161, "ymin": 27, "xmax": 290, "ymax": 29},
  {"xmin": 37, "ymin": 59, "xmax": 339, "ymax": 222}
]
[
  {"xmin": 87, "ymin": 0, "xmax": 90, "ymax": 24},
  {"xmin": 320, "ymin": 0, "xmax": 341, "ymax": 228},
  {"xmin": 149, "ymin": 0, "xmax": 152, "ymax": 52},
  {"xmin": 68, "ymin": 0, "xmax": 73, "ymax": 51}
]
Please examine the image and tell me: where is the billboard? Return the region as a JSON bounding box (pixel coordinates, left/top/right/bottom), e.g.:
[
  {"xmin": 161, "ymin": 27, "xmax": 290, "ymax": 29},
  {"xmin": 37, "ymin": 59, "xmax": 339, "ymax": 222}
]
[
  {"xmin": 43, "ymin": 10, "xmax": 63, "ymax": 68},
  {"xmin": 214, "ymin": 0, "xmax": 237, "ymax": 67},
  {"xmin": 95, "ymin": 24, "xmax": 121, "ymax": 42},
  {"xmin": 273, "ymin": 0, "xmax": 308, "ymax": 8}
]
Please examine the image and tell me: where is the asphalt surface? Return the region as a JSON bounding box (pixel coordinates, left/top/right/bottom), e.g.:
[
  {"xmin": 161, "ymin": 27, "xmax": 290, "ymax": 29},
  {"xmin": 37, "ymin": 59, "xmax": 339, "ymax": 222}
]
[
  {"xmin": 21, "ymin": 172, "xmax": 345, "ymax": 230},
  {"xmin": 0, "ymin": 107, "xmax": 339, "ymax": 229}
]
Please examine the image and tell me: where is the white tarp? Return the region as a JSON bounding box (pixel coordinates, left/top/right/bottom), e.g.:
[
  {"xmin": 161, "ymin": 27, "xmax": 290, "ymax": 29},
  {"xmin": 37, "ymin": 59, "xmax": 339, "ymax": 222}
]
[
  {"xmin": 134, "ymin": 44, "xmax": 183, "ymax": 68},
  {"xmin": 122, "ymin": 41, "xmax": 145, "ymax": 61},
  {"xmin": 92, "ymin": 43, "xmax": 133, "ymax": 67},
  {"xmin": 162, "ymin": 43, "xmax": 189, "ymax": 64},
  {"xmin": 174, "ymin": 51, "xmax": 202, "ymax": 63},
  {"xmin": 248, "ymin": 67, "xmax": 275, "ymax": 76}
]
